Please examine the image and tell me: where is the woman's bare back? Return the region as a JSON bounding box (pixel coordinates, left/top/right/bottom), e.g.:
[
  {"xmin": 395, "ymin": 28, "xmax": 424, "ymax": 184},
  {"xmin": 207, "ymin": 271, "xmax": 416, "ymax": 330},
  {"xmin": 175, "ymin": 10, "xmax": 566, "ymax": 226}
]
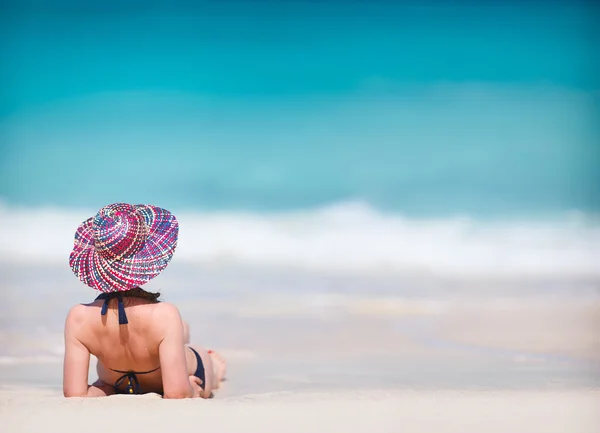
[{"xmin": 63, "ymin": 297, "xmax": 225, "ymax": 398}]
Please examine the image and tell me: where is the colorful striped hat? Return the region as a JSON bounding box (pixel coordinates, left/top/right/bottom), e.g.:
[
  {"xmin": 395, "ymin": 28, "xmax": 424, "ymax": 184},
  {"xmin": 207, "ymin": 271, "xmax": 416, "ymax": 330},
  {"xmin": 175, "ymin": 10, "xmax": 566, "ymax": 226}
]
[{"xmin": 69, "ymin": 203, "xmax": 179, "ymax": 293}]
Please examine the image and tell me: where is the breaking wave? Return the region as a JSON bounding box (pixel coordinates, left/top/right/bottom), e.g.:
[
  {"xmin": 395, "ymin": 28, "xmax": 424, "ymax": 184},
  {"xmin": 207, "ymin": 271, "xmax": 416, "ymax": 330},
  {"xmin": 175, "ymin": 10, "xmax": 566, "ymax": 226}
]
[{"xmin": 1, "ymin": 201, "xmax": 598, "ymax": 279}]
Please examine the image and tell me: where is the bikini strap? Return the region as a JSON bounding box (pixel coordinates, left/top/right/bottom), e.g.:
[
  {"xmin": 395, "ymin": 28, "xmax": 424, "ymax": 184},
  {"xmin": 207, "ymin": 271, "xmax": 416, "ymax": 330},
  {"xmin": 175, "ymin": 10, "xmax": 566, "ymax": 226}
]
[
  {"xmin": 96, "ymin": 292, "xmax": 129, "ymax": 325},
  {"xmin": 109, "ymin": 366, "xmax": 161, "ymax": 375},
  {"xmin": 117, "ymin": 293, "xmax": 128, "ymax": 325},
  {"xmin": 110, "ymin": 366, "xmax": 161, "ymax": 394}
]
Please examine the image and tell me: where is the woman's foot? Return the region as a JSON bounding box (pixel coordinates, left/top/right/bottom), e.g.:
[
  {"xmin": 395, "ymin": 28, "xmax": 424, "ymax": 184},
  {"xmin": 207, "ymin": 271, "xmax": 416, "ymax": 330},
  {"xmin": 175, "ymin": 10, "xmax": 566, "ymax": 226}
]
[{"xmin": 208, "ymin": 350, "xmax": 227, "ymax": 389}]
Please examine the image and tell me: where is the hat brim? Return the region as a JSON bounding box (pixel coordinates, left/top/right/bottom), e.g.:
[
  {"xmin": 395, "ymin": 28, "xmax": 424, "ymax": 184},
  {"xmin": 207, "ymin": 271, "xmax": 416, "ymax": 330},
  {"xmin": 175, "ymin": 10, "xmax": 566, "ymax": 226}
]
[{"xmin": 69, "ymin": 205, "xmax": 179, "ymax": 292}]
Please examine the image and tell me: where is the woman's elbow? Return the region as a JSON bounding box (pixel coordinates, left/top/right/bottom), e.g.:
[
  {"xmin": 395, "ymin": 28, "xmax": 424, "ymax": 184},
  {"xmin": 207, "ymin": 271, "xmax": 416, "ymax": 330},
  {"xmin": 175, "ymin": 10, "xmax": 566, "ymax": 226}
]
[
  {"xmin": 63, "ymin": 388, "xmax": 86, "ymax": 398},
  {"xmin": 163, "ymin": 390, "xmax": 193, "ymax": 399},
  {"xmin": 162, "ymin": 378, "xmax": 195, "ymax": 399}
]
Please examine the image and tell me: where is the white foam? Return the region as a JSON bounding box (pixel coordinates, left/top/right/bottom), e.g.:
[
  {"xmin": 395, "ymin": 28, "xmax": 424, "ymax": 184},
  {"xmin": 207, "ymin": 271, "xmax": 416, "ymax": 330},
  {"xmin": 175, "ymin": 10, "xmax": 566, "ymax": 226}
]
[{"xmin": 1, "ymin": 201, "xmax": 599, "ymax": 279}]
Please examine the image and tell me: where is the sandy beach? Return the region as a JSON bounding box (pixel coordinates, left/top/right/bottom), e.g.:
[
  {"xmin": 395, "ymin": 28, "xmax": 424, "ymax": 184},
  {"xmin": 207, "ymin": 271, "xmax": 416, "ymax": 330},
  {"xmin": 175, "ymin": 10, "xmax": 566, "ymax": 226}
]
[
  {"xmin": 1, "ymin": 387, "xmax": 599, "ymax": 433},
  {"xmin": 1, "ymin": 264, "xmax": 599, "ymax": 432}
]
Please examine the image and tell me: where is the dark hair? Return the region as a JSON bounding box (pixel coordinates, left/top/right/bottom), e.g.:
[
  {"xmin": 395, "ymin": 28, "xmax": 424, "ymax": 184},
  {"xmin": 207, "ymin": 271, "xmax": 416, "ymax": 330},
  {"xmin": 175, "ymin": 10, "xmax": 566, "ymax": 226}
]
[{"xmin": 124, "ymin": 286, "xmax": 161, "ymax": 302}]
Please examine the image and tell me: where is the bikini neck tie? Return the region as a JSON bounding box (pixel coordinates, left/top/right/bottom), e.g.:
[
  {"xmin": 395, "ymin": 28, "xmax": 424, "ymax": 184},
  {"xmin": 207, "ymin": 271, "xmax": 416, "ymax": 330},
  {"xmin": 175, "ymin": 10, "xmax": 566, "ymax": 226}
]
[{"xmin": 97, "ymin": 292, "xmax": 129, "ymax": 325}]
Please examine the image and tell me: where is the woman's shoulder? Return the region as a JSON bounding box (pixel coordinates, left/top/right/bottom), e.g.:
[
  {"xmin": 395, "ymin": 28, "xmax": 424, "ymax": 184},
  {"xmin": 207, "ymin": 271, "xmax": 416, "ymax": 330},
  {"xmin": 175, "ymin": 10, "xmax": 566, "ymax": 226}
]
[
  {"xmin": 144, "ymin": 302, "xmax": 186, "ymax": 340},
  {"xmin": 65, "ymin": 302, "xmax": 92, "ymax": 322},
  {"xmin": 64, "ymin": 303, "xmax": 95, "ymax": 338},
  {"xmin": 64, "ymin": 300, "xmax": 183, "ymax": 330},
  {"xmin": 65, "ymin": 298, "xmax": 104, "ymax": 318},
  {"xmin": 152, "ymin": 301, "xmax": 183, "ymax": 320}
]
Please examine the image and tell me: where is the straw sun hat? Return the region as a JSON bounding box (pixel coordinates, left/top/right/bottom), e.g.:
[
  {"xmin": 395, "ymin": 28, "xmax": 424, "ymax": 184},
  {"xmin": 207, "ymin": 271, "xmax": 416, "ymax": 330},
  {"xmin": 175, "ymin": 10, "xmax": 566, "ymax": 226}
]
[{"xmin": 69, "ymin": 203, "xmax": 179, "ymax": 293}]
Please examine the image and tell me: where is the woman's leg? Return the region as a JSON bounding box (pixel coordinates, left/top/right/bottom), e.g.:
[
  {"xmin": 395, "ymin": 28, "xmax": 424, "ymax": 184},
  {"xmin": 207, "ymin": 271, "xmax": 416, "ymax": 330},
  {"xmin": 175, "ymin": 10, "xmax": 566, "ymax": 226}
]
[
  {"xmin": 186, "ymin": 345, "xmax": 226, "ymax": 396},
  {"xmin": 207, "ymin": 350, "xmax": 227, "ymax": 388},
  {"xmin": 182, "ymin": 320, "xmax": 226, "ymax": 395},
  {"xmin": 182, "ymin": 321, "xmax": 190, "ymax": 345},
  {"xmin": 88, "ymin": 379, "xmax": 117, "ymax": 397}
]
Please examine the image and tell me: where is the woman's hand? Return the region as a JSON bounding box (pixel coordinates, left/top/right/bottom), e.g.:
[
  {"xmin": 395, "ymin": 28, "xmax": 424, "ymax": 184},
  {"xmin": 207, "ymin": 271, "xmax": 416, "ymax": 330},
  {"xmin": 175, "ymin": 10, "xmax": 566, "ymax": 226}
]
[{"xmin": 188, "ymin": 375, "xmax": 204, "ymax": 398}]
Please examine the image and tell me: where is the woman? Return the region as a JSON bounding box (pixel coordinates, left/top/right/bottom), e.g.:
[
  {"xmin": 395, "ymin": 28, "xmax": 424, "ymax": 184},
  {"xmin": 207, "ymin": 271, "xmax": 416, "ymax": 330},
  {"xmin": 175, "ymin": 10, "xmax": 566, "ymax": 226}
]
[{"xmin": 63, "ymin": 203, "xmax": 225, "ymax": 398}]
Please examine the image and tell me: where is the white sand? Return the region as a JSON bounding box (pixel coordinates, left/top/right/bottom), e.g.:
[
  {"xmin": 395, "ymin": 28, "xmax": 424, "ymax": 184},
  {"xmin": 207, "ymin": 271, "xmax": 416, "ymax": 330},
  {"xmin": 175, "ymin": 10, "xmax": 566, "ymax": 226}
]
[
  {"xmin": 1, "ymin": 388, "xmax": 599, "ymax": 433},
  {"xmin": 2, "ymin": 265, "xmax": 599, "ymax": 432}
]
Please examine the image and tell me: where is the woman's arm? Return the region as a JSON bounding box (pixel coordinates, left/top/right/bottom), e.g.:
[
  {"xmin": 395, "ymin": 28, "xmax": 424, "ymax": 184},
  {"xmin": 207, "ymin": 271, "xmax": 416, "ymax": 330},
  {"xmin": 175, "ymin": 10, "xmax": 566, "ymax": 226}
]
[
  {"xmin": 158, "ymin": 304, "xmax": 196, "ymax": 399},
  {"xmin": 63, "ymin": 305, "xmax": 95, "ymax": 397}
]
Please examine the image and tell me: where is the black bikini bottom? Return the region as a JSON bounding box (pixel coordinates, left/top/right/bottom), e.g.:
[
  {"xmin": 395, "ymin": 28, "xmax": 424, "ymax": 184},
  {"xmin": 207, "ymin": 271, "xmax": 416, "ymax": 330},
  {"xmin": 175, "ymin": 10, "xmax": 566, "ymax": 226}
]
[{"xmin": 188, "ymin": 347, "xmax": 206, "ymax": 390}]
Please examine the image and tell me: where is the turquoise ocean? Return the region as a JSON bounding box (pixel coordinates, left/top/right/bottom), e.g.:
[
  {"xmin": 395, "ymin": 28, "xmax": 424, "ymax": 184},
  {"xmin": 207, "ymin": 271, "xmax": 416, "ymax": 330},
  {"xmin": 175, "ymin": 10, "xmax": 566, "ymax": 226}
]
[
  {"xmin": 1, "ymin": 0, "xmax": 598, "ymax": 277},
  {"xmin": 0, "ymin": 1, "xmax": 599, "ymax": 390}
]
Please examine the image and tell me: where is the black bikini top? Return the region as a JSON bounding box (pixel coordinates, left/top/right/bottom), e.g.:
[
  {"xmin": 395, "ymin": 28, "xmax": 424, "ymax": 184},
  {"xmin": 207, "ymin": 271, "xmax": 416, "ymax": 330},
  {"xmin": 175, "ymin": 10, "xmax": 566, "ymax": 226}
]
[{"xmin": 111, "ymin": 366, "xmax": 161, "ymax": 394}]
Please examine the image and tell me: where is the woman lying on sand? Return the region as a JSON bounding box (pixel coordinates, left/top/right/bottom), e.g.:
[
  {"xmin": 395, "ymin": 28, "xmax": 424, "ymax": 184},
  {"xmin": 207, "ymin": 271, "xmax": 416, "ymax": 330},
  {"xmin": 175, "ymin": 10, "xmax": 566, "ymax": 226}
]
[{"xmin": 63, "ymin": 203, "xmax": 225, "ymax": 399}]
